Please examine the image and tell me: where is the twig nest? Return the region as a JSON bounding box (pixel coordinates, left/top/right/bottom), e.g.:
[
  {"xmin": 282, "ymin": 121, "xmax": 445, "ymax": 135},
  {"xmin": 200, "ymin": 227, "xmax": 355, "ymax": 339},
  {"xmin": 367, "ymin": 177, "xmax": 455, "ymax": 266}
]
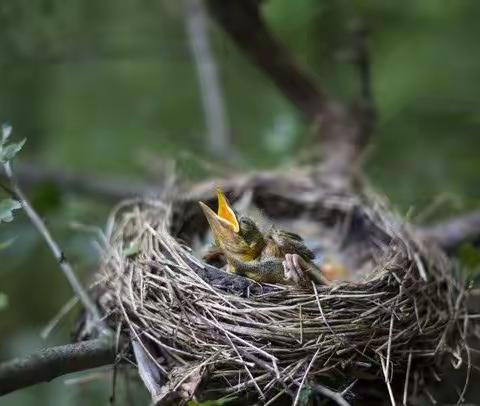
[{"xmin": 99, "ymin": 186, "xmax": 468, "ymax": 405}]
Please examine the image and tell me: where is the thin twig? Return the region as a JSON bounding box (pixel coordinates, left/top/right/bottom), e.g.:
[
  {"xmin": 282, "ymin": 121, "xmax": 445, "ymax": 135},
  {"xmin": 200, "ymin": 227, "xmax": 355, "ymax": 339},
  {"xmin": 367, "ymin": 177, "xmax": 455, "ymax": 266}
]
[
  {"xmin": 184, "ymin": 0, "xmax": 232, "ymax": 157},
  {"xmin": 379, "ymin": 355, "xmax": 396, "ymax": 406},
  {"xmin": 292, "ymin": 348, "xmax": 319, "ymax": 406},
  {"xmin": 2, "ymin": 160, "xmax": 106, "ymax": 333},
  {"xmin": 40, "ymin": 296, "xmax": 79, "ymax": 339},
  {"xmin": 403, "ymin": 351, "xmax": 412, "ymax": 405}
]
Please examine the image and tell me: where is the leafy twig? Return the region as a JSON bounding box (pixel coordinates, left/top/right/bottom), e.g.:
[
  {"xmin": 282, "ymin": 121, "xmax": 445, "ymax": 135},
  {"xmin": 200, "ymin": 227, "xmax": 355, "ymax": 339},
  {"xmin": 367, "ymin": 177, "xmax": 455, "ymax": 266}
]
[{"xmin": 1, "ymin": 125, "xmax": 107, "ymax": 333}]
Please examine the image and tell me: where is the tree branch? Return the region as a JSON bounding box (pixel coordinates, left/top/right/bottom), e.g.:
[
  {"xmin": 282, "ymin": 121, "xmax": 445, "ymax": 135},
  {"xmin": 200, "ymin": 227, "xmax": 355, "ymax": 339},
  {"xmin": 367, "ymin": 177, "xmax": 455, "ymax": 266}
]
[
  {"xmin": 1, "ymin": 162, "xmax": 159, "ymax": 202},
  {"xmin": 0, "ymin": 338, "xmax": 114, "ymax": 396},
  {"xmin": 2, "ymin": 158, "xmax": 106, "ymax": 333},
  {"xmin": 206, "ymin": 0, "xmax": 326, "ymax": 122},
  {"xmin": 6, "ymin": 161, "xmax": 478, "ymax": 255},
  {"xmin": 184, "ymin": 0, "xmax": 232, "ymax": 157},
  {"xmin": 417, "ymin": 210, "xmax": 480, "ymax": 252},
  {"xmin": 206, "ymin": 0, "xmax": 365, "ymax": 191},
  {"xmin": 350, "ymin": 21, "xmax": 376, "ymax": 141}
]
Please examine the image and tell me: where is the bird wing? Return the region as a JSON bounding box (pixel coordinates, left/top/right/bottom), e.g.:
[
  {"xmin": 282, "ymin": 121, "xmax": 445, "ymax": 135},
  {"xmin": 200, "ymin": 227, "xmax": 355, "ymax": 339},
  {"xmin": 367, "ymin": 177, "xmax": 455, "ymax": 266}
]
[{"xmin": 268, "ymin": 228, "xmax": 315, "ymax": 261}]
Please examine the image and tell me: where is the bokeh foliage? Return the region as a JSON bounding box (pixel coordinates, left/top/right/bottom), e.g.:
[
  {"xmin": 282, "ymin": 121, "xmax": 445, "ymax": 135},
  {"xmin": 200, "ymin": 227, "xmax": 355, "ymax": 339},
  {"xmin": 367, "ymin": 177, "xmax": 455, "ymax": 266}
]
[{"xmin": 0, "ymin": 1, "xmax": 479, "ymax": 405}]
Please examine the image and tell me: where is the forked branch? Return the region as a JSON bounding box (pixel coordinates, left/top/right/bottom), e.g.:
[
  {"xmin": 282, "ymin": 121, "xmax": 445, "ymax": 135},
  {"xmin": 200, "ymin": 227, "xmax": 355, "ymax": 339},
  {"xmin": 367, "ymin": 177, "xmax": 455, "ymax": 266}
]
[{"xmin": 206, "ymin": 0, "xmax": 367, "ymax": 190}]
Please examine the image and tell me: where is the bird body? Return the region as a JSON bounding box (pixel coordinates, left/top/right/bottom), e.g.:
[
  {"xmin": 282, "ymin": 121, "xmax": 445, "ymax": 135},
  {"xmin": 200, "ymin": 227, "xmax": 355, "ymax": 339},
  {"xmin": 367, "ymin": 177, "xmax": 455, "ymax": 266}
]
[{"xmin": 199, "ymin": 190, "xmax": 331, "ymax": 285}]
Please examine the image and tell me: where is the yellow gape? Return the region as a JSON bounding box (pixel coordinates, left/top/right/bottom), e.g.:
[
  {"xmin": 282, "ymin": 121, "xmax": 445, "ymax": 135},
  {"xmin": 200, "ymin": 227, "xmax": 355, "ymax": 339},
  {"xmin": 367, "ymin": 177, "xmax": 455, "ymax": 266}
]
[{"xmin": 216, "ymin": 188, "xmax": 239, "ymax": 233}]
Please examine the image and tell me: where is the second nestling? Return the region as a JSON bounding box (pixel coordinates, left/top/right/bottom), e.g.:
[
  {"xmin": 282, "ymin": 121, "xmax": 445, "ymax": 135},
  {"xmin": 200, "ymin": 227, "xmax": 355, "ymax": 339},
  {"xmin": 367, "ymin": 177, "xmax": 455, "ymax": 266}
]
[{"xmin": 199, "ymin": 189, "xmax": 345, "ymax": 287}]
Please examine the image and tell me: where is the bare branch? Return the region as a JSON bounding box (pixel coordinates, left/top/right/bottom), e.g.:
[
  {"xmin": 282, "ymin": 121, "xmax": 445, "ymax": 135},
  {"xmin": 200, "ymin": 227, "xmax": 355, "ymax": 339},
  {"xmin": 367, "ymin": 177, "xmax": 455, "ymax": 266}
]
[
  {"xmin": 0, "ymin": 338, "xmax": 114, "ymax": 396},
  {"xmin": 205, "ymin": 0, "xmax": 365, "ymax": 190},
  {"xmin": 184, "ymin": 0, "xmax": 232, "ymax": 156},
  {"xmin": 417, "ymin": 210, "xmax": 480, "ymax": 252},
  {"xmin": 312, "ymin": 103, "xmax": 364, "ymax": 191},
  {"xmin": 1, "ymin": 162, "xmax": 159, "ymax": 202},
  {"xmin": 350, "ymin": 21, "xmax": 376, "ymax": 141},
  {"xmin": 2, "ymin": 160, "xmax": 106, "ymax": 332},
  {"xmin": 206, "ymin": 0, "xmax": 326, "ymax": 121},
  {"xmin": 7, "ymin": 160, "xmax": 477, "ymax": 256}
]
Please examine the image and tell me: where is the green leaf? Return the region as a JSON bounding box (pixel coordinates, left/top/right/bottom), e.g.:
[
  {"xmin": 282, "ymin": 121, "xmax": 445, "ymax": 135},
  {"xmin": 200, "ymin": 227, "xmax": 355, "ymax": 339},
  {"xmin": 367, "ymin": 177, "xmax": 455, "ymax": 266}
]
[
  {"xmin": 0, "ymin": 292, "xmax": 8, "ymax": 311},
  {"xmin": 0, "ymin": 198, "xmax": 22, "ymax": 223},
  {"xmin": 0, "ymin": 138, "xmax": 26, "ymax": 163}
]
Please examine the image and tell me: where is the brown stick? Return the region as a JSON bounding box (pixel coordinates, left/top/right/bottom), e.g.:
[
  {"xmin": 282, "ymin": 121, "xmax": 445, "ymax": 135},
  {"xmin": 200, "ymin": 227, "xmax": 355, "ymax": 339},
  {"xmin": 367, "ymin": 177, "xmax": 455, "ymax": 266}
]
[
  {"xmin": 0, "ymin": 338, "xmax": 114, "ymax": 396},
  {"xmin": 206, "ymin": 0, "xmax": 364, "ymax": 190},
  {"xmin": 6, "ymin": 160, "xmax": 479, "ymax": 254},
  {"xmin": 206, "ymin": 0, "xmax": 327, "ymax": 122}
]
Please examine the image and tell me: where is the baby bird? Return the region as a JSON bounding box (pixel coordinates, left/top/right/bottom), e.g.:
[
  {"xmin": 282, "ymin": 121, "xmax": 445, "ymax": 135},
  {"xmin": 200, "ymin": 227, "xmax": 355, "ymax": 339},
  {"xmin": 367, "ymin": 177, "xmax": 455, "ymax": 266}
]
[{"xmin": 199, "ymin": 189, "xmax": 331, "ymax": 286}]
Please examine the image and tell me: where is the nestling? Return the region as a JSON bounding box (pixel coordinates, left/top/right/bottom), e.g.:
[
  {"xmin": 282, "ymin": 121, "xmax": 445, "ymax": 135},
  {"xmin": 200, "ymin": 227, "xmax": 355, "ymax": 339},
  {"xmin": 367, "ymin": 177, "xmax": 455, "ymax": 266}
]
[{"xmin": 199, "ymin": 189, "xmax": 341, "ymax": 286}]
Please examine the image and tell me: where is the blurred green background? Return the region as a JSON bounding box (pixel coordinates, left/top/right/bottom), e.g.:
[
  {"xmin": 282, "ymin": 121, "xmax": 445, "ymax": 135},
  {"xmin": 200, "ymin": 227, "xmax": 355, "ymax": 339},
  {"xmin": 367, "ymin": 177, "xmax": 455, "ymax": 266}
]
[{"xmin": 0, "ymin": 0, "xmax": 479, "ymax": 405}]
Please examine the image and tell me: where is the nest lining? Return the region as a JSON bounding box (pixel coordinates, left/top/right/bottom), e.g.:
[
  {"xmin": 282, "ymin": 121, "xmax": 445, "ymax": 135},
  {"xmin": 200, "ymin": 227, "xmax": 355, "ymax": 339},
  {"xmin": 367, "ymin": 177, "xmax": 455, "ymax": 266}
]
[{"xmin": 98, "ymin": 190, "xmax": 468, "ymax": 404}]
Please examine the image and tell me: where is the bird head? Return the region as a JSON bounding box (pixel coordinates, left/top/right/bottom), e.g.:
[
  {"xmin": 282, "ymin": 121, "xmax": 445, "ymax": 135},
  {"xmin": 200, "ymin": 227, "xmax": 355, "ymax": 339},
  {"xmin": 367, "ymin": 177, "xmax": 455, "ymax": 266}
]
[{"xmin": 199, "ymin": 189, "xmax": 264, "ymax": 259}]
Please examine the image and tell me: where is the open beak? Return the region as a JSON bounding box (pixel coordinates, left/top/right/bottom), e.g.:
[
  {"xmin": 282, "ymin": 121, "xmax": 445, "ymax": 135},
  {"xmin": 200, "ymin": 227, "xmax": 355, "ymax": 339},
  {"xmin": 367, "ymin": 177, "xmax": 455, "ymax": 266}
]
[
  {"xmin": 199, "ymin": 189, "xmax": 240, "ymax": 249},
  {"xmin": 216, "ymin": 188, "xmax": 239, "ymax": 233},
  {"xmin": 199, "ymin": 201, "xmax": 239, "ymax": 249}
]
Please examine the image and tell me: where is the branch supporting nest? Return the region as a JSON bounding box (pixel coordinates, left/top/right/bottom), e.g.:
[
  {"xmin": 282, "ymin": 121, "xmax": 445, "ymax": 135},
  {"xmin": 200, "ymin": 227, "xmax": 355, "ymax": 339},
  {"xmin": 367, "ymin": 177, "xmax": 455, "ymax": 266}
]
[
  {"xmin": 0, "ymin": 338, "xmax": 114, "ymax": 396},
  {"xmin": 418, "ymin": 210, "xmax": 480, "ymax": 252},
  {"xmin": 4, "ymin": 161, "xmax": 478, "ymax": 253}
]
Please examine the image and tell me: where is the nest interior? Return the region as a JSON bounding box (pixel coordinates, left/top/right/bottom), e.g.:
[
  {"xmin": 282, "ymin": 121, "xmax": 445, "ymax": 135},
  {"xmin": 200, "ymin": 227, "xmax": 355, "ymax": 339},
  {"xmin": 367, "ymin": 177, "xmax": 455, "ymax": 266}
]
[{"xmin": 99, "ymin": 184, "xmax": 468, "ymax": 404}]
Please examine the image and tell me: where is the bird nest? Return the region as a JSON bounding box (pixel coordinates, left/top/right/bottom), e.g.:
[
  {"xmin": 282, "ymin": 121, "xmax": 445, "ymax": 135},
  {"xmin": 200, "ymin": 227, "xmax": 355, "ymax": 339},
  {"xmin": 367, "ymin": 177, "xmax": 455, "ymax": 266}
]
[{"xmin": 98, "ymin": 184, "xmax": 468, "ymax": 405}]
